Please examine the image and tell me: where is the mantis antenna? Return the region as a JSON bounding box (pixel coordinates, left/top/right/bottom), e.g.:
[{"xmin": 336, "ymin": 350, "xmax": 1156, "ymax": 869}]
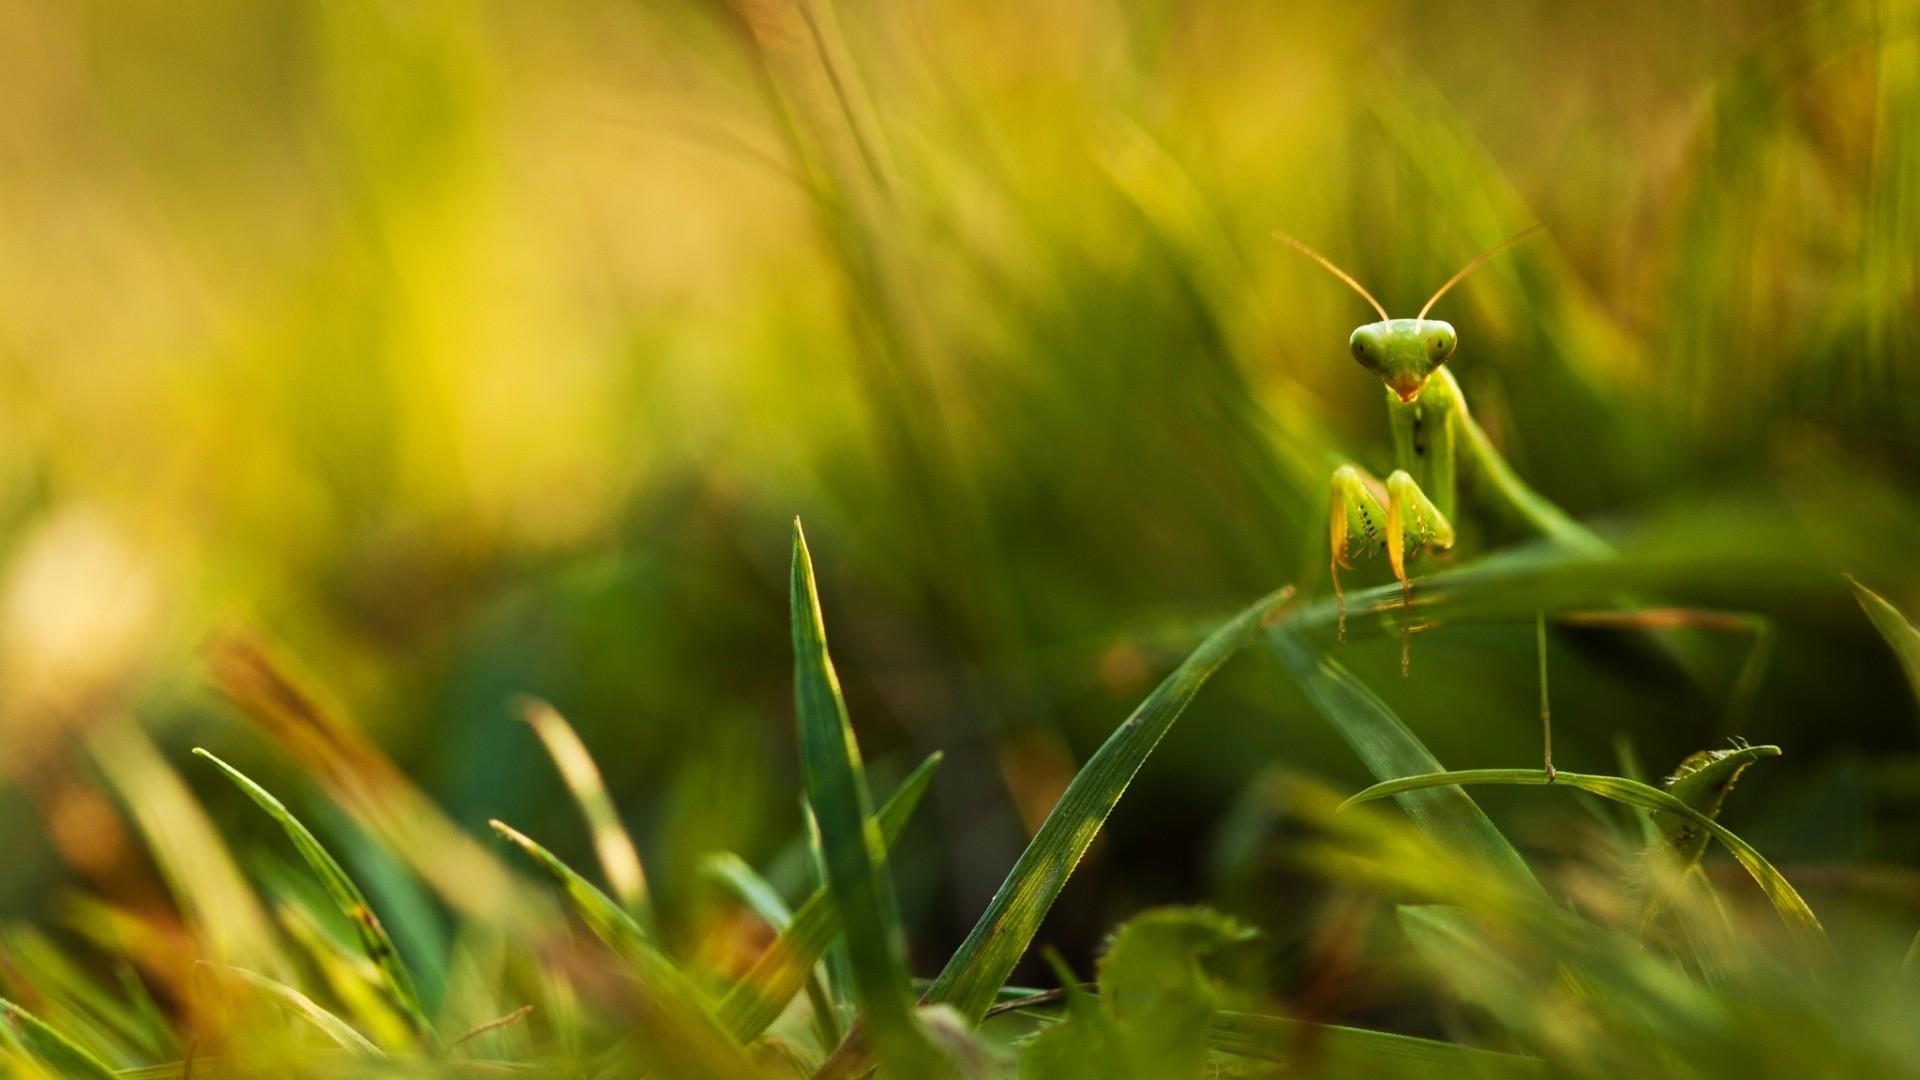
[
  {"xmin": 1416, "ymin": 224, "xmax": 1544, "ymax": 320},
  {"xmin": 1273, "ymin": 231, "xmax": 1391, "ymax": 323}
]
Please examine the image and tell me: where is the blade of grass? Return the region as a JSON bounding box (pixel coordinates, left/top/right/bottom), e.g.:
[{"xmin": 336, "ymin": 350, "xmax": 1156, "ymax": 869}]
[
  {"xmin": 922, "ymin": 583, "xmax": 1295, "ymax": 1022},
  {"xmin": 789, "ymin": 520, "xmax": 929, "ymax": 1069},
  {"xmin": 1267, "ymin": 627, "xmax": 1543, "ymax": 898},
  {"xmin": 702, "ymin": 853, "xmax": 796, "ymax": 931},
  {"xmin": 702, "ymin": 852, "xmax": 842, "ymax": 1051},
  {"xmin": 1340, "ymin": 769, "xmax": 1825, "ymax": 948},
  {"xmin": 207, "ymin": 634, "xmax": 548, "ymax": 934},
  {"xmin": 0, "ymin": 998, "xmax": 120, "ymax": 1080},
  {"xmin": 520, "ymin": 697, "xmax": 650, "ymax": 918},
  {"xmin": 1209, "ymin": 1010, "xmax": 1544, "ymax": 1077},
  {"xmin": 215, "ymin": 965, "xmax": 384, "ymax": 1057},
  {"xmin": 713, "ymin": 752, "xmax": 940, "ymax": 1042},
  {"xmin": 488, "ymin": 820, "xmax": 756, "ymax": 1076},
  {"xmin": 192, "ymin": 748, "xmax": 434, "ymax": 1045},
  {"xmin": 1850, "ymin": 575, "xmax": 1920, "ymax": 705},
  {"xmin": 87, "ymin": 723, "xmax": 283, "ymax": 974},
  {"xmin": 273, "ymin": 902, "xmax": 414, "ymax": 1052},
  {"xmin": 803, "ymin": 800, "xmax": 856, "ymax": 1022}
]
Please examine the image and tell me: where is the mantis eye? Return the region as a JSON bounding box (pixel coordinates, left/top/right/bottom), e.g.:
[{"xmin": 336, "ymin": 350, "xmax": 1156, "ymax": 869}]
[{"xmin": 1351, "ymin": 339, "xmax": 1373, "ymax": 367}]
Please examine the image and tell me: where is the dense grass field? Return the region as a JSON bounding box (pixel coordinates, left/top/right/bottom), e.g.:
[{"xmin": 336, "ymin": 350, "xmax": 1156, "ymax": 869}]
[{"xmin": 2, "ymin": 1, "xmax": 1918, "ymax": 1076}]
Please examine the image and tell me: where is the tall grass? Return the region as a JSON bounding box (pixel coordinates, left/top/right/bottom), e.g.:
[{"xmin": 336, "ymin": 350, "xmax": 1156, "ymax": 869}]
[{"xmin": 3, "ymin": 0, "xmax": 1920, "ymax": 1076}]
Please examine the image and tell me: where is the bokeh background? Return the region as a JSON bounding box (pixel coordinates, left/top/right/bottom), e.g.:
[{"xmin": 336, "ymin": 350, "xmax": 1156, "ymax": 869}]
[{"xmin": 1, "ymin": 0, "xmax": 1917, "ymax": 1003}]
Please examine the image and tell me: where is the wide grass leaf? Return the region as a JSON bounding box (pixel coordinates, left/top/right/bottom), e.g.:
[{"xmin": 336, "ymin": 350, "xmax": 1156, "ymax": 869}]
[
  {"xmin": 193, "ymin": 748, "xmax": 434, "ymax": 1044},
  {"xmin": 1267, "ymin": 628, "xmax": 1542, "ymax": 898},
  {"xmin": 1342, "ymin": 769, "xmax": 1824, "ymax": 948},
  {"xmin": 714, "ymin": 752, "xmax": 940, "ymax": 1042},
  {"xmin": 0, "ymin": 997, "xmax": 120, "ymax": 1080},
  {"xmin": 789, "ymin": 520, "xmax": 929, "ymax": 1069},
  {"xmin": 923, "ymin": 584, "xmax": 1294, "ymax": 1022}
]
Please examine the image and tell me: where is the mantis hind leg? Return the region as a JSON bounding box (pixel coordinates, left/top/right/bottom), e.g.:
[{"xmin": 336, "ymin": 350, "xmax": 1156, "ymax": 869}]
[{"xmin": 1329, "ymin": 465, "xmax": 1457, "ymax": 671}]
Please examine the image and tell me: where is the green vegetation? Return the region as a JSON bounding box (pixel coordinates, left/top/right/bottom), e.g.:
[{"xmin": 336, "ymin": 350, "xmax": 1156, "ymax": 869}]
[{"xmin": 2, "ymin": 1, "xmax": 1919, "ymax": 1077}]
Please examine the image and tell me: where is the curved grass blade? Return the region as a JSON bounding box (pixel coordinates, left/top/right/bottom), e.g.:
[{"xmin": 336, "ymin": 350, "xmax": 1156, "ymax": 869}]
[
  {"xmin": 702, "ymin": 852, "xmax": 841, "ymax": 1051},
  {"xmin": 923, "ymin": 583, "xmax": 1295, "ymax": 1022},
  {"xmin": 789, "ymin": 521, "xmax": 929, "ymax": 1069},
  {"xmin": 0, "ymin": 998, "xmax": 120, "ymax": 1080},
  {"xmin": 274, "ymin": 901, "xmax": 414, "ymax": 1052},
  {"xmin": 488, "ymin": 820, "xmax": 756, "ymax": 1076},
  {"xmin": 1340, "ymin": 769, "xmax": 1825, "ymax": 948},
  {"xmin": 520, "ymin": 697, "xmax": 650, "ymax": 917},
  {"xmin": 714, "ymin": 752, "xmax": 940, "ymax": 1042},
  {"xmin": 216, "ymin": 965, "xmax": 384, "ymax": 1057},
  {"xmin": 702, "ymin": 853, "xmax": 796, "ymax": 931},
  {"xmin": 1851, "ymin": 575, "xmax": 1920, "ymax": 705},
  {"xmin": 1210, "ymin": 1010, "xmax": 1543, "ymax": 1077},
  {"xmin": 1267, "ymin": 628, "xmax": 1542, "ymax": 898},
  {"xmin": 192, "ymin": 748, "xmax": 434, "ymax": 1044}
]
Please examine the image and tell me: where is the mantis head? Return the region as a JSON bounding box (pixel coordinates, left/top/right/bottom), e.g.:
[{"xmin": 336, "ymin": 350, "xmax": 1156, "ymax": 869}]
[{"xmin": 1276, "ymin": 226, "xmax": 1541, "ymax": 403}]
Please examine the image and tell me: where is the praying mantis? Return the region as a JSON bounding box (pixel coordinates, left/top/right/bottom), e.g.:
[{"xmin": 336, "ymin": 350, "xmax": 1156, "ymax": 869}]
[{"xmin": 1275, "ymin": 227, "xmax": 1764, "ymax": 780}]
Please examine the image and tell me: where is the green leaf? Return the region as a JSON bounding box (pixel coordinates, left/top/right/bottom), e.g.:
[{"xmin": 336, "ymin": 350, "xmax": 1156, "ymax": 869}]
[
  {"xmin": 216, "ymin": 965, "xmax": 385, "ymax": 1057},
  {"xmin": 789, "ymin": 520, "xmax": 928, "ymax": 1068},
  {"xmin": 1850, "ymin": 575, "xmax": 1920, "ymax": 705},
  {"xmin": 1095, "ymin": 908, "xmax": 1259, "ymax": 1077},
  {"xmin": 192, "ymin": 748, "xmax": 434, "ymax": 1044},
  {"xmin": 0, "ymin": 997, "xmax": 120, "ymax": 1080},
  {"xmin": 521, "ymin": 697, "xmax": 650, "ymax": 917},
  {"xmin": 924, "ymin": 584, "xmax": 1294, "ymax": 1023},
  {"xmin": 1209, "ymin": 1011, "xmax": 1544, "ymax": 1077},
  {"xmin": 1018, "ymin": 952, "xmax": 1122, "ymax": 1080},
  {"xmin": 714, "ymin": 752, "xmax": 941, "ymax": 1043},
  {"xmin": 1341, "ymin": 769, "xmax": 1825, "ymax": 949},
  {"xmin": 489, "ymin": 820, "xmax": 757, "ymax": 1076},
  {"xmin": 1266, "ymin": 628, "xmax": 1543, "ymax": 898}
]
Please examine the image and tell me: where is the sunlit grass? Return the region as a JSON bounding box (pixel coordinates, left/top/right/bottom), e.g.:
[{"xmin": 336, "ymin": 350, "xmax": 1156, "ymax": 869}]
[{"xmin": 2, "ymin": 0, "xmax": 1919, "ymax": 1076}]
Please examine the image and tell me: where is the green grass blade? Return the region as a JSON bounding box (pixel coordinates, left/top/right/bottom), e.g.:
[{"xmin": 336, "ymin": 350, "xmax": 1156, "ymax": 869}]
[
  {"xmin": 714, "ymin": 752, "xmax": 941, "ymax": 1042},
  {"xmin": 1267, "ymin": 628, "xmax": 1543, "ymax": 898},
  {"xmin": 192, "ymin": 748, "xmax": 434, "ymax": 1044},
  {"xmin": 0, "ymin": 998, "xmax": 120, "ymax": 1080},
  {"xmin": 702, "ymin": 852, "xmax": 795, "ymax": 930},
  {"xmin": 803, "ymin": 801, "xmax": 856, "ymax": 1020},
  {"xmin": 1209, "ymin": 1011, "xmax": 1544, "ymax": 1077},
  {"xmin": 489, "ymin": 820, "xmax": 756, "ymax": 1076},
  {"xmin": 1850, "ymin": 576, "xmax": 1920, "ymax": 705},
  {"xmin": 521, "ymin": 697, "xmax": 650, "ymax": 917},
  {"xmin": 1341, "ymin": 769, "xmax": 1825, "ymax": 948},
  {"xmin": 88, "ymin": 724, "xmax": 283, "ymax": 974},
  {"xmin": 217, "ymin": 965, "xmax": 385, "ymax": 1057},
  {"xmin": 923, "ymin": 583, "xmax": 1295, "ymax": 1022},
  {"xmin": 702, "ymin": 851, "xmax": 843, "ymax": 1052},
  {"xmin": 788, "ymin": 520, "xmax": 927, "ymax": 1067}
]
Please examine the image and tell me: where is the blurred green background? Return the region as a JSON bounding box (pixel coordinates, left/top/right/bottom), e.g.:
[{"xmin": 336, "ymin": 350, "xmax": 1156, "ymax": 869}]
[{"xmin": 1, "ymin": 0, "xmax": 1917, "ymax": 997}]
